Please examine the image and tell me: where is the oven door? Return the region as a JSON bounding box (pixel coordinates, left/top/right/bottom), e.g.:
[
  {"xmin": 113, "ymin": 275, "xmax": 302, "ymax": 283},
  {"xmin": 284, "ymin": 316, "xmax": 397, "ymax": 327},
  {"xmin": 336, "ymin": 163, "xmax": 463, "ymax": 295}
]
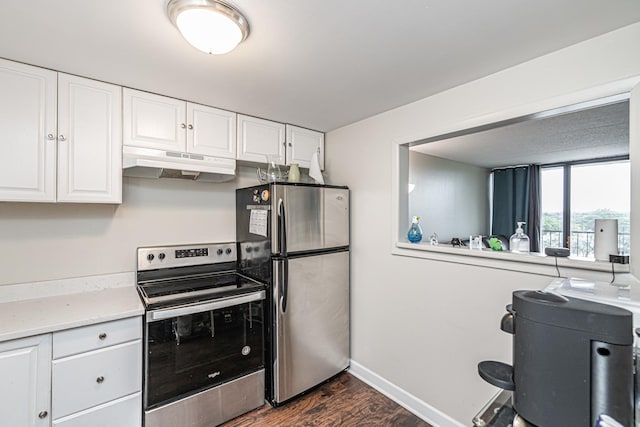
[{"xmin": 144, "ymin": 291, "xmax": 265, "ymax": 410}]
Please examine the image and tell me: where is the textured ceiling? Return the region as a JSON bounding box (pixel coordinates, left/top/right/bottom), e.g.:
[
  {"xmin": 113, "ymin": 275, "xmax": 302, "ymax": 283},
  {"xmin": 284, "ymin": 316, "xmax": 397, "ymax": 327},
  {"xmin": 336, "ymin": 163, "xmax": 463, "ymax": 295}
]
[
  {"xmin": 410, "ymin": 100, "xmax": 630, "ymax": 168},
  {"xmin": 0, "ymin": 1, "xmax": 639, "ymax": 131}
]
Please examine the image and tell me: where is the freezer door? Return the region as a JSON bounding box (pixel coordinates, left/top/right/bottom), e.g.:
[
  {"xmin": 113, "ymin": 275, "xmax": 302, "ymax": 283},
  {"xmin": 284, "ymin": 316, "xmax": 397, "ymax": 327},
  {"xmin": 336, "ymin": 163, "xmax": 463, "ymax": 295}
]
[
  {"xmin": 272, "ymin": 185, "xmax": 349, "ymax": 254},
  {"xmin": 273, "ymin": 250, "xmax": 350, "ymax": 403}
]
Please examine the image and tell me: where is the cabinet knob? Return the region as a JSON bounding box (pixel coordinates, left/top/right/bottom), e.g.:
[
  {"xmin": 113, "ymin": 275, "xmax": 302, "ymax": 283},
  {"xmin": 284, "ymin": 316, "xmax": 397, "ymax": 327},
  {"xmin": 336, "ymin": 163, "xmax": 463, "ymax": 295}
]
[
  {"xmin": 98, "ymin": 333, "xmax": 107, "ymax": 340},
  {"xmin": 180, "ymin": 123, "xmax": 186, "ymax": 129},
  {"xmin": 47, "ymin": 134, "xmax": 55, "ymax": 141},
  {"xmin": 58, "ymin": 134, "xmax": 66, "ymax": 142},
  {"xmin": 96, "ymin": 376, "xmax": 105, "ymax": 383},
  {"xmin": 188, "ymin": 124, "xmax": 193, "ymax": 130},
  {"xmin": 38, "ymin": 411, "xmax": 48, "ymax": 419},
  {"xmin": 288, "ymin": 143, "xmax": 292, "ymax": 147}
]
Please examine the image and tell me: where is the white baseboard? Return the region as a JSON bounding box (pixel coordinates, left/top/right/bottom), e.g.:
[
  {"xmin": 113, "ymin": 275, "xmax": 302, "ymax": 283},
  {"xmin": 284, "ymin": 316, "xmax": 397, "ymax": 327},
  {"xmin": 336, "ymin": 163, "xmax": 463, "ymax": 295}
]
[{"xmin": 348, "ymin": 360, "xmax": 465, "ymax": 427}]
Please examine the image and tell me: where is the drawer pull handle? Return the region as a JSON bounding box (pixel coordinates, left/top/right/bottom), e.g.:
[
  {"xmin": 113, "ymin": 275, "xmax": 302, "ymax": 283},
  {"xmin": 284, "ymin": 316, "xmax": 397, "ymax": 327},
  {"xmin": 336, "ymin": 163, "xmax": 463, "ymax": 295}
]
[
  {"xmin": 96, "ymin": 376, "xmax": 105, "ymax": 384},
  {"xmin": 38, "ymin": 410, "xmax": 48, "ymax": 419},
  {"xmin": 98, "ymin": 333, "xmax": 107, "ymax": 340}
]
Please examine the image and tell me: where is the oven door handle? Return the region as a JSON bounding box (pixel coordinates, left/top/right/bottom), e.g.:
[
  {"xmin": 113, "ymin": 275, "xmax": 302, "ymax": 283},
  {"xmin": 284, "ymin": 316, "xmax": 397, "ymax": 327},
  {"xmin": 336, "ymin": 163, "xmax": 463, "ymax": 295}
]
[{"xmin": 147, "ymin": 290, "xmax": 266, "ymax": 321}]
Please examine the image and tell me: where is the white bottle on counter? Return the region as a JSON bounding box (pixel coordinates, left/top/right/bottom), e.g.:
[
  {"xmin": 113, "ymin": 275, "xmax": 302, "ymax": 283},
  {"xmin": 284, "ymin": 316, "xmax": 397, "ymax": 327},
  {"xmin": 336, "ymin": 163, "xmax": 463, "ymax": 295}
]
[{"xmin": 510, "ymin": 222, "xmax": 530, "ymax": 253}]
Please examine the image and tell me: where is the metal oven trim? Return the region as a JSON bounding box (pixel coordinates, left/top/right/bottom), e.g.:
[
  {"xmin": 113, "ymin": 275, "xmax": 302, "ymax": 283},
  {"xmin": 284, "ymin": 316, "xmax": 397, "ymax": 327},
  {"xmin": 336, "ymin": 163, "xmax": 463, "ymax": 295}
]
[{"xmin": 145, "ymin": 369, "xmax": 265, "ymax": 427}]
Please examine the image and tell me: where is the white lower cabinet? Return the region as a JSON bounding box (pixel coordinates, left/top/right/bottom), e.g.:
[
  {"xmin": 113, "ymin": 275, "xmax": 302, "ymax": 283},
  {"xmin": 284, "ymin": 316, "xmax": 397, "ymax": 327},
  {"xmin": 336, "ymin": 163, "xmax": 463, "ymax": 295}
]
[
  {"xmin": 0, "ymin": 335, "xmax": 52, "ymax": 427},
  {"xmin": 0, "ymin": 317, "xmax": 142, "ymax": 427},
  {"xmin": 51, "ymin": 317, "xmax": 142, "ymax": 426}
]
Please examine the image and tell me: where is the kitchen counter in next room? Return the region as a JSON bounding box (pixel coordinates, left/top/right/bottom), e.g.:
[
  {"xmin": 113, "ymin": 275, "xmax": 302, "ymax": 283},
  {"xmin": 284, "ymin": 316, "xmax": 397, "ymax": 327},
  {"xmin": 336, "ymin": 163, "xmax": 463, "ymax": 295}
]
[{"xmin": 0, "ymin": 272, "xmax": 144, "ymax": 342}]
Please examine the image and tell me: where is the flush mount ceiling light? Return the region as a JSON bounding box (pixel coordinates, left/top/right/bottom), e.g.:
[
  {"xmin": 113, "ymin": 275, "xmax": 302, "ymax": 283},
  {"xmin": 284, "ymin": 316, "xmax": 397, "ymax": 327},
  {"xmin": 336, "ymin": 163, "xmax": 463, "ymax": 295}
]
[{"xmin": 167, "ymin": 0, "xmax": 249, "ymax": 55}]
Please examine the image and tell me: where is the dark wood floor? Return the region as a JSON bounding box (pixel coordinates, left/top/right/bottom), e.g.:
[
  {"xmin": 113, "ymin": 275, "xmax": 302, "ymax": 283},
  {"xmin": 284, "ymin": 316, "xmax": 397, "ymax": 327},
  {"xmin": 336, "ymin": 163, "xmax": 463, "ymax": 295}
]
[{"xmin": 220, "ymin": 372, "xmax": 432, "ymax": 427}]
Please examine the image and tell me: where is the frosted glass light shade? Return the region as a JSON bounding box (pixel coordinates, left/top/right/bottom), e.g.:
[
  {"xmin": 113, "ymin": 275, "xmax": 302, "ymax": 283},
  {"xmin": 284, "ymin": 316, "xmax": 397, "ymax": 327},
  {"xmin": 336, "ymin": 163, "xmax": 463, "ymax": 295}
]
[{"xmin": 168, "ymin": 0, "xmax": 249, "ymax": 55}]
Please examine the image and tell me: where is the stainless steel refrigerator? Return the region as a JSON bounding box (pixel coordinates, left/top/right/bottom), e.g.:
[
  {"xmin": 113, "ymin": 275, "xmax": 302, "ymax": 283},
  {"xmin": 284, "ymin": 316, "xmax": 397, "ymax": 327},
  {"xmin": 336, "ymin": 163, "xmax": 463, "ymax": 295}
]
[{"xmin": 236, "ymin": 183, "xmax": 350, "ymax": 405}]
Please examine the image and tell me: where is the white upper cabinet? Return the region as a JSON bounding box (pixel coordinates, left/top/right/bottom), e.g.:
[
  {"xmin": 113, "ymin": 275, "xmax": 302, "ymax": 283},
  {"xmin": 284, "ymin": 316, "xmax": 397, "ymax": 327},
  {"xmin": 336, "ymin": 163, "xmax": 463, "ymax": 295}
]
[
  {"xmin": 123, "ymin": 88, "xmax": 186, "ymax": 152},
  {"xmin": 124, "ymin": 89, "xmax": 237, "ymax": 159},
  {"xmin": 236, "ymin": 117, "xmax": 325, "ymax": 168},
  {"xmin": 57, "ymin": 74, "xmax": 122, "ymax": 203},
  {"xmin": 187, "ymin": 102, "xmax": 236, "ymax": 158},
  {"xmin": 237, "ymin": 114, "xmax": 286, "ymax": 164},
  {"xmin": 0, "ymin": 59, "xmax": 57, "ymax": 202},
  {"xmin": 285, "ymin": 125, "xmax": 325, "ymax": 169},
  {"xmin": 0, "ymin": 334, "xmax": 52, "ymax": 427},
  {"xmin": 0, "ymin": 59, "xmax": 122, "ymax": 203}
]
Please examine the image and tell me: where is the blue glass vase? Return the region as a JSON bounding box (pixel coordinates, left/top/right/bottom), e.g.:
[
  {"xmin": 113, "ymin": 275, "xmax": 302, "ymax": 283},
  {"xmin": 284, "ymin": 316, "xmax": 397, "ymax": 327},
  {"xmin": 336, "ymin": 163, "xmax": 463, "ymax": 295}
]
[{"xmin": 407, "ymin": 216, "xmax": 423, "ymax": 243}]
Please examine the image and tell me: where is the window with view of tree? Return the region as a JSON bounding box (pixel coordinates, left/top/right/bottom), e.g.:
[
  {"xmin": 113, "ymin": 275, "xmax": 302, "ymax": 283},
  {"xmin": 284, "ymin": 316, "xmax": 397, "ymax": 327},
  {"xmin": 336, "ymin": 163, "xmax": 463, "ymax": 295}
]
[{"xmin": 541, "ymin": 159, "xmax": 630, "ymax": 258}]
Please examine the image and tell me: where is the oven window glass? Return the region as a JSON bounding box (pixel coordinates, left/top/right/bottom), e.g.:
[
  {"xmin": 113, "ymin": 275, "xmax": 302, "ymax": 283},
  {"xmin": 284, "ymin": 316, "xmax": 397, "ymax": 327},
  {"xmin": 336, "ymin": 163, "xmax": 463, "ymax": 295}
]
[{"xmin": 145, "ymin": 300, "xmax": 264, "ymax": 408}]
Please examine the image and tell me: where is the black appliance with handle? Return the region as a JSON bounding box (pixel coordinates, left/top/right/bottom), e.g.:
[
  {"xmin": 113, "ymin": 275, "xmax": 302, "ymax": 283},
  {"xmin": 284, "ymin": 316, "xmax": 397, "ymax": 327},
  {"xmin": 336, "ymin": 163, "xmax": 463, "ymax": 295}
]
[{"xmin": 478, "ymin": 290, "xmax": 634, "ymax": 427}]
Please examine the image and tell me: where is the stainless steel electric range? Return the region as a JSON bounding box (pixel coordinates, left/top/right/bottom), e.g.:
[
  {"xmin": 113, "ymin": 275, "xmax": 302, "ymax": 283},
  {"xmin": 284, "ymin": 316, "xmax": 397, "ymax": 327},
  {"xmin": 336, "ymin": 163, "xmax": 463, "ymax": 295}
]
[{"xmin": 136, "ymin": 243, "xmax": 266, "ymax": 427}]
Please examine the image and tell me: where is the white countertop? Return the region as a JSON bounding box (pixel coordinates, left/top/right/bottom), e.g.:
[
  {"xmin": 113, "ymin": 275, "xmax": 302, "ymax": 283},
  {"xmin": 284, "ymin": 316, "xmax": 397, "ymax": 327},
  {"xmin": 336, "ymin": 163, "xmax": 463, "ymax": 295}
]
[{"xmin": 0, "ymin": 272, "xmax": 144, "ymax": 342}]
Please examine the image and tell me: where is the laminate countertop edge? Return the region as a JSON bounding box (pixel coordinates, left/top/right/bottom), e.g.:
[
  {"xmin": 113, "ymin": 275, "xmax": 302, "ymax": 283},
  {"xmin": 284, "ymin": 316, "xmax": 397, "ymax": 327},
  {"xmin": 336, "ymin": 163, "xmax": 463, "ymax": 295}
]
[{"xmin": 0, "ymin": 274, "xmax": 144, "ymax": 343}]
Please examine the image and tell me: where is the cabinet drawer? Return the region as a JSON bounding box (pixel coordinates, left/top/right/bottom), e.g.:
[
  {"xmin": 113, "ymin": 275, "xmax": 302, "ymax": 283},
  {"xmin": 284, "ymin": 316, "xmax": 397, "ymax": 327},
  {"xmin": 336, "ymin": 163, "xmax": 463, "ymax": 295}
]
[
  {"xmin": 53, "ymin": 392, "xmax": 141, "ymax": 427},
  {"xmin": 53, "ymin": 317, "xmax": 141, "ymax": 358},
  {"xmin": 52, "ymin": 340, "xmax": 142, "ymax": 418}
]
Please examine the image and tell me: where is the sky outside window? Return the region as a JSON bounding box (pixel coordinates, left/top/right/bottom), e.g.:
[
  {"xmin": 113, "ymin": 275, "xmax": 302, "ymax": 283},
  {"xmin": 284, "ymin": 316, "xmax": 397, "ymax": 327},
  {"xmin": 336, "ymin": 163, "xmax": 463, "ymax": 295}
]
[
  {"xmin": 541, "ymin": 161, "xmax": 630, "ymax": 257},
  {"xmin": 570, "ymin": 161, "xmax": 630, "ymax": 257},
  {"xmin": 541, "ymin": 167, "xmax": 564, "ymax": 248}
]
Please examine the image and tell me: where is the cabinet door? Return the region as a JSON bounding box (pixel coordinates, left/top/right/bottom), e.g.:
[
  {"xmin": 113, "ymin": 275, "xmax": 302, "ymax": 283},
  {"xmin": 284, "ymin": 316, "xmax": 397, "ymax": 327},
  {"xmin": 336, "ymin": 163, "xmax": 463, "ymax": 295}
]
[
  {"xmin": 237, "ymin": 114, "xmax": 286, "ymax": 164},
  {"xmin": 123, "ymin": 88, "xmax": 186, "ymax": 152},
  {"xmin": 57, "ymin": 74, "xmax": 122, "ymax": 203},
  {"xmin": 0, "ymin": 335, "xmax": 52, "ymax": 427},
  {"xmin": 0, "ymin": 59, "xmax": 57, "ymax": 202},
  {"xmin": 187, "ymin": 102, "xmax": 236, "ymax": 158},
  {"xmin": 285, "ymin": 125, "xmax": 324, "ymax": 169}
]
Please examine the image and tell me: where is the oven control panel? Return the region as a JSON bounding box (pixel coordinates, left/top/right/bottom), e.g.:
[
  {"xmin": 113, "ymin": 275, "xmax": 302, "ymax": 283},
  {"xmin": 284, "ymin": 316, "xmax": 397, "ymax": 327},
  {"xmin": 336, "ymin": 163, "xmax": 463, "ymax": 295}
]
[{"xmin": 137, "ymin": 243, "xmax": 236, "ymax": 270}]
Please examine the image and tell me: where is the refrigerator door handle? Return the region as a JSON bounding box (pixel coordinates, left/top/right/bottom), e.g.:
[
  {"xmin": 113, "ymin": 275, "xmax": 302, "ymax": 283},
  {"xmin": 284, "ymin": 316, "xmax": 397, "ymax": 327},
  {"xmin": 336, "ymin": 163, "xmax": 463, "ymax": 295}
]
[
  {"xmin": 278, "ymin": 197, "xmax": 287, "ymax": 257},
  {"xmin": 280, "ymin": 258, "xmax": 288, "ymax": 313}
]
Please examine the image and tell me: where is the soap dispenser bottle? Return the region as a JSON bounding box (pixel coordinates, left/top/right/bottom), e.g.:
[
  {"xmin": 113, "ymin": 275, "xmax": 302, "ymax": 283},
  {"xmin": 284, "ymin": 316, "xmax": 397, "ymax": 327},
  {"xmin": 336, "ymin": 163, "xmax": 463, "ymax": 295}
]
[
  {"xmin": 407, "ymin": 216, "xmax": 423, "ymax": 243},
  {"xmin": 510, "ymin": 221, "xmax": 530, "ymax": 253}
]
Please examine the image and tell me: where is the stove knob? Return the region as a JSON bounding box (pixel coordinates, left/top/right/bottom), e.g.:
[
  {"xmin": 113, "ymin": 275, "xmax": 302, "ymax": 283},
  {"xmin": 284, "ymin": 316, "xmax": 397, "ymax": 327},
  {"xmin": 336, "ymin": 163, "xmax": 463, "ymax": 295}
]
[
  {"xmin": 158, "ymin": 253, "xmax": 166, "ymax": 261},
  {"xmin": 217, "ymin": 249, "xmax": 223, "ymax": 256},
  {"xmin": 225, "ymin": 248, "xmax": 232, "ymax": 255},
  {"xmin": 147, "ymin": 254, "xmax": 155, "ymax": 262}
]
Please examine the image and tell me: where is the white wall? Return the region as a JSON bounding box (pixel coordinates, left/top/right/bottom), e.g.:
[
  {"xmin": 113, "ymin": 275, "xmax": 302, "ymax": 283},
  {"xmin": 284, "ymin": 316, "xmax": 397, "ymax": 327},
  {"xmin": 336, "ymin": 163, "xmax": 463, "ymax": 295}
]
[
  {"xmin": 0, "ymin": 167, "xmax": 258, "ymax": 286},
  {"xmin": 409, "ymin": 152, "xmax": 489, "ymax": 242},
  {"xmin": 325, "ymin": 23, "xmax": 640, "ymax": 426}
]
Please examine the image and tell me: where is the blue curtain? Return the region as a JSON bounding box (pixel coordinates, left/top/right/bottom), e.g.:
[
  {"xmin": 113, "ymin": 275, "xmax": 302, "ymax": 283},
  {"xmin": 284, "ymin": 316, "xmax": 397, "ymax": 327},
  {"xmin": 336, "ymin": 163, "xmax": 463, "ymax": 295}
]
[{"xmin": 492, "ymin": 165, "xmax": 541, "ymax": 252}]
